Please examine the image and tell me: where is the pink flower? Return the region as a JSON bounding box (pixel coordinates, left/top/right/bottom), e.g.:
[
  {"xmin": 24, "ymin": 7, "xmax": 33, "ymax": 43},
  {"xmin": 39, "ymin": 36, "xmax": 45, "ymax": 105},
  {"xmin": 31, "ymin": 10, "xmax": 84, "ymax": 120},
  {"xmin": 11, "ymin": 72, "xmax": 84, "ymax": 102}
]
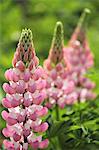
[
  {"xmin": 39, "ymin": 139, "xmax": 49, "ymax": 149},
  {"xmin": 2, "ymin": 29, "xmax": 49, "ymax": 150},
  {"xmin": 64, "ymin": 9, "xmax": 94, "ymax": 73},
  {"xmin": 64, "ymin": 9, "xmax": 96, "ymax": 102},
  {"xmin": 44, "ymin": 22, "xmax": 77, "ymax": 108},
  {"xmin": 3, "ymin": 140, "xmax": 14, "ymax": 150}
]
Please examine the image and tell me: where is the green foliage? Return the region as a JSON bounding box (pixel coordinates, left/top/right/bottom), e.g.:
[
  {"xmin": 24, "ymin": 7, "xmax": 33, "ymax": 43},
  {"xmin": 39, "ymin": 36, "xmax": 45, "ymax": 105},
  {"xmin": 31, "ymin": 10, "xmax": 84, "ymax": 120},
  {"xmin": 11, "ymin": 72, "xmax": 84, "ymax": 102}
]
[{"xmin": 46, "ymin": 98, "xmax": 99, "ymax": 150}]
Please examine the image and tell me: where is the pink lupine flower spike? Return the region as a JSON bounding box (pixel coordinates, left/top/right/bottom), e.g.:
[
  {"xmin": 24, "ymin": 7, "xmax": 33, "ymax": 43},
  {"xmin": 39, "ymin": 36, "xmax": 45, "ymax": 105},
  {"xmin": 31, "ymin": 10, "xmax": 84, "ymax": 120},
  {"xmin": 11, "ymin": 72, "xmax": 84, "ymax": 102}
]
[
  {"xmin": 2, "ymin": 29, "xmax": 49, "ymax": 150},
  {"xmin": 44, "ymin": 22, "xmax": 77, "ymax": 109},
  {"xmin": 64, "ymin": 8, "xmax": 96, "ymax": 102}
]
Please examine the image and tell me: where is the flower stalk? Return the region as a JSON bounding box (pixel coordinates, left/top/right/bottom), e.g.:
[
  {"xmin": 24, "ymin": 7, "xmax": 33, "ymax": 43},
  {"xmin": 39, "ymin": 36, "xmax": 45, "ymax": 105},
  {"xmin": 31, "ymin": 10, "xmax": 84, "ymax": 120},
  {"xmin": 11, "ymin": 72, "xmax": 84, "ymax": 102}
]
[
  {"xmin": 44, "ymin": 22, "xmax": 77, "ymax": 109},
  {"xmin": 2, "ymin": 29, "xmax": 49, "ymax": 150},
  {"xmin": 64, "ymin": 8, "xmax": 96, "ymax": 103}
]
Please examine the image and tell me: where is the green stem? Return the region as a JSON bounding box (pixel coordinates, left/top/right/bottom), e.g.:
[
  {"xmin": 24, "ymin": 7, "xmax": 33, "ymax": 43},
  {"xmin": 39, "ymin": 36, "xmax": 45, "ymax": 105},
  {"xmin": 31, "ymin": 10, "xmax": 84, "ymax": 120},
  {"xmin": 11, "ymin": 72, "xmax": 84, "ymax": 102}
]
[
  {"xmin": 49, "ymin": 139, "xmax": 56, "ymax": 149},
  {"xmin": 55, "ymin": 105, "xmax": 63, "ymax": 150},
  {"xmin": 55, "ymin": 104, "xmax": 60, "ymax": 121}
]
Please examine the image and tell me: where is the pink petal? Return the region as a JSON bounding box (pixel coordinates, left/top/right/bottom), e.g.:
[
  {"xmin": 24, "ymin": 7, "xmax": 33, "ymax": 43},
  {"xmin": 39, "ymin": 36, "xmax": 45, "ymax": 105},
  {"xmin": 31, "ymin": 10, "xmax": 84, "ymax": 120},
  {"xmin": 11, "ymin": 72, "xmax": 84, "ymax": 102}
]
[
  {"xmin": 39, "ymin": 139, "xmax": 49, "ymax": 149},
  {"xmin": 30, "ymin": 141, "xmax": 39, "ymax": 149},
  {"xmin": 16, "ymin": 60, "xmax": 25, "ymax": 71},
  {"xmin": 11, "ymin": 99, "xmax": 20, "ymax": 107},
  {"xmin": 23, "ymin": 71, "xmax": 31, "ymax": 82},
  {"xmin": 36, "ymin": 107, "xmax": 48, "ymax": 117},
  {"xmin": 50, "ymin": 69, "xmax": 57, "ymax": 80},
  {"xmin": 7, "ymin": 117, "xmax": 17, "ymax": 125},
  {"xmin": 13, "ymin": 132, "xmax": 21, "ymax": 142},
  {"xmin": 3, "ymin": 140, "xmax": 14, "ymax": 150},
  {"xmin": 2, "ymin": 98, "xmax": 12, "ymax": 108},
  {"xmin": 2, "ymin": 110, "xmax": 9, "ymax": 120},
  {"xmin": 28, "ymin": 83, "xmax": 36, "ymax": 93},
  {"xmin": 34, "ymin": 122, "xmax": 48, "ymax": 133},
  {"xmin": 3, "ymin": 83, "xmax": 15, "ymax": 94},
  {"xmin": 23, "ymin": 98, "xmax": 32, "ymax": 107},
  {"xmin": 36, "ymin": 79, "xmax": 46, "ymax": 90}
]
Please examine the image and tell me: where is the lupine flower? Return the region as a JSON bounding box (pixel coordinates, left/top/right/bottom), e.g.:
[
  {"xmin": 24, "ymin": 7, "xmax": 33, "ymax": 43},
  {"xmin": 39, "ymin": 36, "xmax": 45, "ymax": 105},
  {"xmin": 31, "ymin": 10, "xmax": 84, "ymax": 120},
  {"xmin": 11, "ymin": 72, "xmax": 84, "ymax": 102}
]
[
  {"xmin": 64, "ymin": 9, "xmax": 96, "ymax": 102},
  {"xmin": 44, "ymin": 22, "xmax": 77, "ymax": 109},
  {"xmin": 2, "ymin": 29, "xmax": 49, "ymax": 150}
]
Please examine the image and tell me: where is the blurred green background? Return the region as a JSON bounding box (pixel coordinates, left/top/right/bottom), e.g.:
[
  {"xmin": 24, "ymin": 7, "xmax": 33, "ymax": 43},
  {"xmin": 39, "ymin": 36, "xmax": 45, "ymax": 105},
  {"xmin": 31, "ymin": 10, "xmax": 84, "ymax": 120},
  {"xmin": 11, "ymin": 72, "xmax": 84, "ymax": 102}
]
[{"xmin": 0, "ymin": 0, "xmax": 99, "ymax": 148}]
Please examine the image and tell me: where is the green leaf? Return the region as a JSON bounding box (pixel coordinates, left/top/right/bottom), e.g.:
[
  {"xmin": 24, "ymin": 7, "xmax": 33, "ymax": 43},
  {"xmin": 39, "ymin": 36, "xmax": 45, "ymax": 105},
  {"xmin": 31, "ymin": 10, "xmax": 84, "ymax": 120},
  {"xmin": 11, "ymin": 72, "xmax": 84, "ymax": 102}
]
[{"xmin": 47, "ymin": 120, "xmax": 72, "ymax": 138}]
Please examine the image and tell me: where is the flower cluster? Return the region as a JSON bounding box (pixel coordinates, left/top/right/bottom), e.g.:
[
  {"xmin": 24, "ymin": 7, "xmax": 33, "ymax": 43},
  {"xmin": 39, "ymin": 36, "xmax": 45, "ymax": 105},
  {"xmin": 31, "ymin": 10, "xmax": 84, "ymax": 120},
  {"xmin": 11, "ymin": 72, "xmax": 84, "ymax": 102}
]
[
  {"xmin": 44, "ymin": 22, "xmax": 77, "ymax": 108},
  {"xmin": 64, "ymin": 9, "xmax": 96, "ymax": 102},
  {"xmin": 2, "ymin": 29, "xmax": 49, "ymax": 150}
]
